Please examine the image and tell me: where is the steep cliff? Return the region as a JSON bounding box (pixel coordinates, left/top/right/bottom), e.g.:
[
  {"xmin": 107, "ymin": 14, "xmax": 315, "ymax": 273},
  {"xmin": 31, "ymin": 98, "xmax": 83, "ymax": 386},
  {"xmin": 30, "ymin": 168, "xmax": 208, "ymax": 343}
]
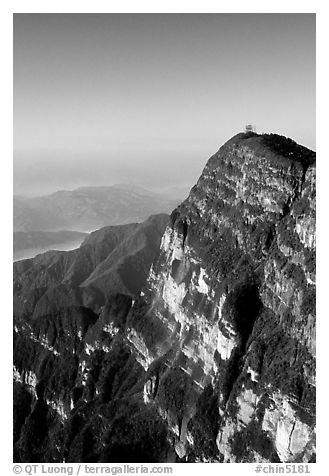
[
  {"xmin": 13, "ymin": 133, "xmax": 315, "ymax": 463},
  {"xmin": 129, "ymin": 133, "xmax": 315, "ymax": 462}
]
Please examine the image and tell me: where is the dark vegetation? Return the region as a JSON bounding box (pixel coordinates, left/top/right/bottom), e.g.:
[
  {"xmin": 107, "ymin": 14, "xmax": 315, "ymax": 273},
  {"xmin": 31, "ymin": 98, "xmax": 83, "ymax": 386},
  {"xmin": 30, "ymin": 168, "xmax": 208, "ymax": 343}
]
[
  {"xmin": 230, "ymin": 420, "xmax": 280, "ymax": 462},
  {"xmin": 278, "ymin": 225, "xmax": 303, "ymax": 252},
  {"xmin": 293, "ymin": 196, "xmax": 311, "ymax": 216},
  {"xmin": 157, "ymin": 367, "xmax": 197, "ymax": 425},
  {"xmin": 262, "ymin": 134, "xmax": 315, "ymax": 168},
  {"xmin": 13, "ymin": 383, "xmax": 33, "ymax": 444},
  {"xmin": 100, "ymin": 293, "xmax": 132, "ymax": 331},
  {"xmin": 301, "ymin": 287, "xmax": 316, "ymax": 318},
  {"xmin": 206, "ymin": 228, "xmax": 242, "ymax": 277},
  {"xmin": 304, "ymin": 249, "xmax": 316, "ymax": 275},
  {"xmin": 187, "ymin": 384, "xmax": 220, "ymax": 460},
  {"xmin": 99, "ymin": 406, "xmax": 171, "ymax": 463},
  {"xmin": 250, "ymin": 317, "xmax": 315, "ymax": 411},
  {"xmin": 283, "ymin": 263, "xmax": 306, "ymax": 288}
]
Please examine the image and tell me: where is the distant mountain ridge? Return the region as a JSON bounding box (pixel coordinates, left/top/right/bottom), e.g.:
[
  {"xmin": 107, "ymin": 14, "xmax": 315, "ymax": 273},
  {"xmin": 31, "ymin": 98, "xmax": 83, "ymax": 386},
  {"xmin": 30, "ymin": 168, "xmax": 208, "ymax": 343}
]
[{"xmin": 14, "ymin": 185, "xmax": 178, "ymax": 232}]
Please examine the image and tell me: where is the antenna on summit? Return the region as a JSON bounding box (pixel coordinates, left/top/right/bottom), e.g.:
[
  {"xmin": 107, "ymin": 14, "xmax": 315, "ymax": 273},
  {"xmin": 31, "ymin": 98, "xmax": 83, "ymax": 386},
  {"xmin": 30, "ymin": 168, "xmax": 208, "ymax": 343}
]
[{"xmin": 245, "ymin": 124, "xmax": 256, "ymax": 133}]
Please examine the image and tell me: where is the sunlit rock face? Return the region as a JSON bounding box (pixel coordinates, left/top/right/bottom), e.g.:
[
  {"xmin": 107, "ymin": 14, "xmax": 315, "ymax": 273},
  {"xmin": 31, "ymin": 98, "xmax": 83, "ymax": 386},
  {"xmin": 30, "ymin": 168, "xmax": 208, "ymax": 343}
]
[
  {"xmin": 13, "ymin": 133, "xmax": 315, "ymax": 464},
  {"xmin": 127, "ymin": 133, "xmax": 316, "ymax": 462}
]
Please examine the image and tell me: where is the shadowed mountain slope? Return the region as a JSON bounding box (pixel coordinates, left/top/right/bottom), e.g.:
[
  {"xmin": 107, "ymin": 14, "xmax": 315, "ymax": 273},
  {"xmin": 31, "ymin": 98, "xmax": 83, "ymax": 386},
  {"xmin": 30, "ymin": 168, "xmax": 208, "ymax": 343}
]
[{"xmin": 14, "ymin": 214, "xmax": 169, "ymax": 320}]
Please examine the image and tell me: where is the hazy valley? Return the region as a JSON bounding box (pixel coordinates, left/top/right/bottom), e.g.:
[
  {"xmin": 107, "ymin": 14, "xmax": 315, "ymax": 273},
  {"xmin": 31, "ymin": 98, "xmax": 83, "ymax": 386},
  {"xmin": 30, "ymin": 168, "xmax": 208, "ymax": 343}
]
[
  {"xmin": 14, "ymin": 184, "xmax": 180, "ymax": 233},
  {"xmin": 13, "ymin": 184, "xmax": 181, "ymax": 260}
]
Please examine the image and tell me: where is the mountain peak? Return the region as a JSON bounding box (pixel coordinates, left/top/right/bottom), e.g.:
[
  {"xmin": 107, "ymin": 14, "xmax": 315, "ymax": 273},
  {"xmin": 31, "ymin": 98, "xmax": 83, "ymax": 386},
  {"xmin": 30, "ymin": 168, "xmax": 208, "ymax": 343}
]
[{"xmin": 219, "ymin": 132, "xmax": 315, "ymax": 167}]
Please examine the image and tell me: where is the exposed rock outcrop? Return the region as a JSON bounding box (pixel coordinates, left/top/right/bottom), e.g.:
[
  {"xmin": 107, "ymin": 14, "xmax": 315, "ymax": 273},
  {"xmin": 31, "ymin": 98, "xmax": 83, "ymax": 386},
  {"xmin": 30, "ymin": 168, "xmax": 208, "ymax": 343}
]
[{"xmin": 126, "ymin": 133, "xmax": 316, "ymax": 462}]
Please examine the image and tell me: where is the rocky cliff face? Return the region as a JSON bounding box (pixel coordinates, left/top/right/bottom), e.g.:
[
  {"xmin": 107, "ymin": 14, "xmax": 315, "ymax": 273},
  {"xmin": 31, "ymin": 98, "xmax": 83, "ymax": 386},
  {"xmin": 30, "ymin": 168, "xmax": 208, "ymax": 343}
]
[
  {"xmin": 13, "ymin": 133, "xmax": 315, "ymax": 463},
  {"xmin": 126, "ymin": 133, "xmax": 316, "ymax": 462}
]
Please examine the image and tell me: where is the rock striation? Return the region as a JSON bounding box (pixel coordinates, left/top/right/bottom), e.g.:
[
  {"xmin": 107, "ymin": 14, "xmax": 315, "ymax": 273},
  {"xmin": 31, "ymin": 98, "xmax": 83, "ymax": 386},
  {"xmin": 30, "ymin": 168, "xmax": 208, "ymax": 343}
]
[{"xmin": 13, "ymin": 133, "xmax": 315, "ymax": 463}]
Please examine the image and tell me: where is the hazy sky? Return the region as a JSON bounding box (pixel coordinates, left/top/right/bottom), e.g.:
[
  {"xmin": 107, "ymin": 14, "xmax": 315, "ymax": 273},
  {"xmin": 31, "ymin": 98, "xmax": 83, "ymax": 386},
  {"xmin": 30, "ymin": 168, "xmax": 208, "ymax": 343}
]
[{"xmin": 14, "ymin": 13, "xmax": 315, "ymax": 196}]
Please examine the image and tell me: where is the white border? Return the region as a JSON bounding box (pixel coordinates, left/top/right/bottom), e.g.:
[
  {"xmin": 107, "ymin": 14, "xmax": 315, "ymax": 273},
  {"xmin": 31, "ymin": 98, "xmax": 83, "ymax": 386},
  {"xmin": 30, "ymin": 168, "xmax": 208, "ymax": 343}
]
[{"xmin": 2, "ymin": 2, "xmax": 325, "ymax": 474}]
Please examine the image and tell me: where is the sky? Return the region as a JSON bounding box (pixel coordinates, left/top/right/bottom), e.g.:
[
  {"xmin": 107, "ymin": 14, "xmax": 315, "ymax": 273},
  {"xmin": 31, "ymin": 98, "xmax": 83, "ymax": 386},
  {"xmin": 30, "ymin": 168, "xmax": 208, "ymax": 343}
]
[{"xmin": 13, "ymin": 13, "xmax": 316, "ymax": 196}]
